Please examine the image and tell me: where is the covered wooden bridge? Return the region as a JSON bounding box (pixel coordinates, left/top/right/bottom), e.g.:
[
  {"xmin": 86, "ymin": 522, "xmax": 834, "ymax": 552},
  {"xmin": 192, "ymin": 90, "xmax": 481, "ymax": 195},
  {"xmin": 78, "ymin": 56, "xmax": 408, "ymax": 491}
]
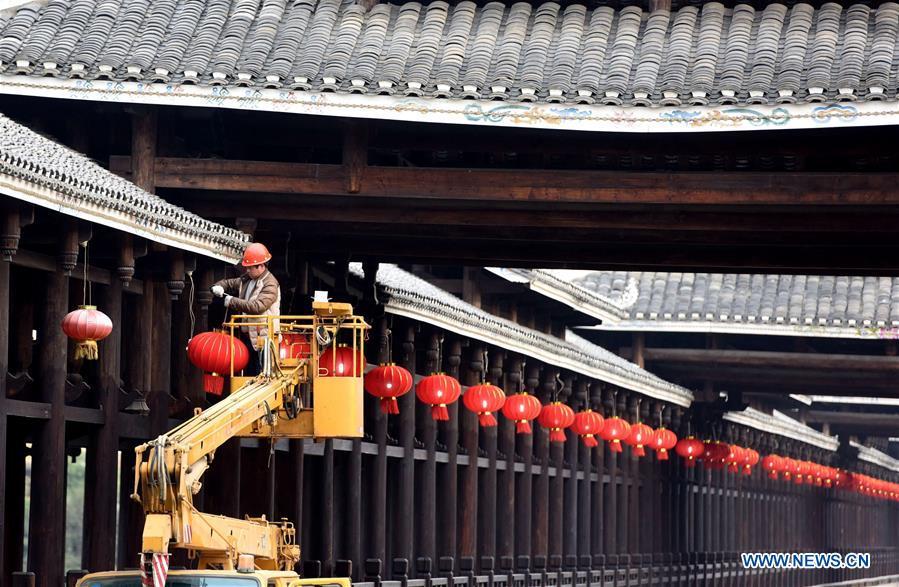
[{"xmin": 0, "ymin": 0, "xmax": 898, "ymax": 585}]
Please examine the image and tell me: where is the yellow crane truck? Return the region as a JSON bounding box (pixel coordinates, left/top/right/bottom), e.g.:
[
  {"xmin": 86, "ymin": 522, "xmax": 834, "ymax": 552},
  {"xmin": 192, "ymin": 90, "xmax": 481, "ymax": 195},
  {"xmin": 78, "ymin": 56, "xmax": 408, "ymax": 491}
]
[{"xmin": 78, "ymin": 299, "xmax": 368, "ymax": 587}]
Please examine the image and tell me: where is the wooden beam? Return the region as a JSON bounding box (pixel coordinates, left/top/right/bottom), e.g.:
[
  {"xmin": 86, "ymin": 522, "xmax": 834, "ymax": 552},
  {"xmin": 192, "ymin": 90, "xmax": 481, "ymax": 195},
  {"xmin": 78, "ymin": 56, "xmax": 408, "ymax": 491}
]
[
  {"xmin": 638, "ymin": 347, "xmax": 899, "ymax": 372},
  {"xmin": 108, "ymin": 156, "xmax": 899, "ymax": 205},
  {"xmin": 12, "ymin": 249, "xmax": 143, "ymax": 294},
  {"xmin": 804, "ymin": 410, "xmax": 899, "ymax": 429},
  {"xmin": 654, "ymin": 363, "xmax": 899, "ymax": 394}
]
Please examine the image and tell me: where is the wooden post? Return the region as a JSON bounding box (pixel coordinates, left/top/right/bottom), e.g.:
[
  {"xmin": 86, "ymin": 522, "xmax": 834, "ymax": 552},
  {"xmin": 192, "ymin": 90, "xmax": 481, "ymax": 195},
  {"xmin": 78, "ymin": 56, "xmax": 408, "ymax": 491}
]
[
  {"xmin": 439, "ymin": 338, "xmax": 462, "ymax": 570},
  {"xmin": 322, "ymin": 439, "xmax": 335, "ymax": 576},
  {"xmin": 516, "ymin": 364, "xmax": 540, "ymax": 565},
  {"xmin": 556, "ymin": 375, "xmax": 583, "ymax": 561},
  {"xmin": 395, "ymin": 326, "xmax": 416, "ymax": 568},
  {"xmin": 343, "ymin": 121, "xmax": 368, "ymax": 194},
  {"xmin": 417, "ymin": 332, "xmax": 440, "ymax": 569},
  {"xmin": 498, "ymin": 356, "xmax": 520, "ymax": 566},
  {"xmin": 590, "ymin": 383, "xmax": 604, "ymax": 561},
  {"xmin": 131, "ymin": 108, "xmax": 157, "ymax": 193},
  {"xmin": 602, "ymin": 388, "xmax": 617, "ymax": 555},
  {"xmin": 27, "ymin": 263, "xmax": 69, "ymax": 587},
  {"xmin": 83, "ymin": 278, "xmax": 122, "ymax": 571},
  {"xmin": 532, "ymin": 368, "xmax": 554, "ymax": 562},
  {"xmin": 0, "ymin": 250, "xmax": 9, "ymax": 582},
  {"xmin": 617, "ymin": 394, "xmax": 631, "ymax": 555},
  {"xmin": 3, "ymin": 427, "xmax": 25, "ymax": 584},
  {"xmin": 369, "ymin": 318, "xmax": 389, "ymax": 566},
  {"xmin": 458, "ymin": 344, "xmax": 483, "ymax": 562},
  {"xmin": 479, "ymin": 349, "xmax": 502, "ymax": 569}
]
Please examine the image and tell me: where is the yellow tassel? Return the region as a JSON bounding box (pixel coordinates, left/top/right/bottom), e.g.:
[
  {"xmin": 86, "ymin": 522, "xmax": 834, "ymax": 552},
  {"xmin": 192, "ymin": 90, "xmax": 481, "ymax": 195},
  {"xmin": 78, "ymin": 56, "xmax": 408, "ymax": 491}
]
[{"xmin": 74, "ymin": 340, "xmax": 98, "ymax": 361}]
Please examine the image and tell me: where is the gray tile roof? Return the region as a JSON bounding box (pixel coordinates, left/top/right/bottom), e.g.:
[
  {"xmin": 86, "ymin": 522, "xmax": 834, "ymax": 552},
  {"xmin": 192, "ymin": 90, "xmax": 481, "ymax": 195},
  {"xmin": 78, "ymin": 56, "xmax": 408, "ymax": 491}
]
[
  {"xmin": 360, "ymin": 263, "xmax": 693, "ymax": 406},
  {"xmin": 2, "ymin": 0, "xmax": 899, "ymax": 106},
  {"xmin": 0, "ymin": 112, "xmax": 249, "ymax": 262},
  {"xmin": 575, "ymin": 271, "xmax": 899, "ymax": 331}
]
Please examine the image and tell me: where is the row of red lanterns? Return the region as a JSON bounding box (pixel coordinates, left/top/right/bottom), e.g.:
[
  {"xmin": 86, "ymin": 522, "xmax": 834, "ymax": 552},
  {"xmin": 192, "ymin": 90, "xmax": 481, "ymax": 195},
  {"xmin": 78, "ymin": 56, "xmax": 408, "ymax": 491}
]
[
  {"xmin": 759, "ymin": 456, "xmax": 899, "ymax": 501},
  {"xmin": 671, "ymin": 438, "xmax": 760, "ymax": 475},
  {"xmin": 364, "ymin": 365, "xmax": 685, "ymax": 458}
]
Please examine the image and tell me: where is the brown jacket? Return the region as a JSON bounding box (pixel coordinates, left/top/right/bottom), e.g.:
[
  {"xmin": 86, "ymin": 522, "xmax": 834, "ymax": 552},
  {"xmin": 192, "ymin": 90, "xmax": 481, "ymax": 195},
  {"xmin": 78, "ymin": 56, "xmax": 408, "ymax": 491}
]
[{"xmin": 215, "ymin": 270, "xmax": 281, "ymax": 349}]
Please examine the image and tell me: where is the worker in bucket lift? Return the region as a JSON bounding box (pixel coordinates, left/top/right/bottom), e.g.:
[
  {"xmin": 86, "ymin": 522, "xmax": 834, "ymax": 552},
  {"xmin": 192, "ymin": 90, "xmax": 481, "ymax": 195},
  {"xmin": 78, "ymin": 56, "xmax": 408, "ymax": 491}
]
[{"xmin": 211, "ymin": 242, "xmax": 281, "ymax": 375}]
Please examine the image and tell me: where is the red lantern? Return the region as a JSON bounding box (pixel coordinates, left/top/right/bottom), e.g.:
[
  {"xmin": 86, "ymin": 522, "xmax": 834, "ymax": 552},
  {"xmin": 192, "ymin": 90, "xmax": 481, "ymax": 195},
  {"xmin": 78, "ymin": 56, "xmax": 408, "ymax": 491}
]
[
  {"xmin": 651, "ymin": 428, "xmax": 678, "ymax": 460},
  {"xmin": 794, "ymin": 460, "xmax": 811, "ymax": 485},
  {"xmin": 626, "ymin": 423, "xmax": 655, "ymax": 457},
  {"xmin": 61, "ymin": 305, "xmax": 113, "ymax": 361},
  {"xmin": 502, "ymin": 393, "xmax": 542, "ymax": 434},
  {"xmin": 571, "ymin": 409, "xmax": 605, "ymax": 447},
  {"xmin": 538, "ymin": 402, "xmax": 576, "ymax": 442},
  {"xmin": 416, "ymin": 373, "xmax": 462, "ymax": 420},
  {"xmin": 187, "ymin": 330, "xmax": 250, "ymax": 395},
  {"xmin": 464, "ymin": 384, "xmax": 506, "ymax": 427},
  {"xmin": 319, "ymin": 344, "xmax": 364, "ymax": 377},
  {"xmin": 726, "ymin": 445, "xmax": 746, "ymax": 474},
  {"xmin": 742, "ymin": 448, "xmax": 760, "ymax": 476},
  {"xmin": 761, "ymin": 454, "xmax": 783, "ymax": 479},
  {"xmin": 279, "ymin": 333, "xmax": 311, "ymax": 361},
  {"xmin": 702, "ymin": 441, "xmax": 730, "ymax": 470},
  {"xmin": 600, "ymin": 417, "xmax": 631, "ymax": 452},
  {"xmin": 364, "ymin": 363, "xmax": 413, "ymax": 414},
  {"xmin": 782, "ymin": 458, "xmax": 800, "ymax": 482},
  {"xmin": 675, "ymin": 437, "xmax": 704, "ymax": 467}
]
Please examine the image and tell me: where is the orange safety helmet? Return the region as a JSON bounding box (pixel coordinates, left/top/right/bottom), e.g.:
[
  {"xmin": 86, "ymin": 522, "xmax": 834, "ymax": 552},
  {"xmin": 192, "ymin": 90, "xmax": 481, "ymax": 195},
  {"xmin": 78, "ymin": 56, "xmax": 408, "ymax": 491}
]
[{"xmin": 241, "ymin": 242, "xmax": 272, "ymax": 267}]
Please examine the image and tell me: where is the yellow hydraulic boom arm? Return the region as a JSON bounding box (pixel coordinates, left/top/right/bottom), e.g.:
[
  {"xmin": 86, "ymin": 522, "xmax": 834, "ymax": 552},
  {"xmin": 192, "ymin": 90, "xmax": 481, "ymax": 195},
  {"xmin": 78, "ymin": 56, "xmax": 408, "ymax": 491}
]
[{"xmin": 131, "ymin": 301, "xmax": 368, "ymax": 572}]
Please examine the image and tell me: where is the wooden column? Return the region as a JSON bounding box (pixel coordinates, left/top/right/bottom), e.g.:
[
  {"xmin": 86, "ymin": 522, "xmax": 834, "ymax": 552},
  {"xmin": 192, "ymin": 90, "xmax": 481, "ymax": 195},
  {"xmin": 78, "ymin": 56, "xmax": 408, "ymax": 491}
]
[
  {"xmin": 3, "ymin": 423, "xmax": 24, "ymax": 584},
  {"xmin": 368, "ymin": 318, "xmax": 389, "ymax": 566},
  {"xmin": 590, "ymin": 384, "xmax": 605, "ymax": 561},
  {"xmin": 602, "ymin": 389, "xmax": 618, "ymax": 555},
  {"xmin": 28, "ymin": 264, "xmax": 69, "ymax": 587},
  {"xmin": 83, "ymin": 279, "xmax": 122, "ymax": 572},
  {"xmin": 0, "ymin": 248, "xmax": 9, "ymax": 582},
  {"xmin": 532, "ymin": 368, "xmax": 555, "ymax": 562},
  {"xmin": 515, "ymin": 364, "xmax": 540, "ymax": 565},
  {"xmin": 478, "ymin": 349, "xmax": 502, "ymax": 569},
  {"xmin": 570, "ymin": 380, "xmax": 588, "ymax": 565},
  {"xmin": 131, "ymin": 108, "xmax": 157, "ymax": 193},
  {"xmin": 440, "ymin": 338, "xmax": 462, "ymax": 569},
  {"xmin": 394, "ymin": 326, "xmax": 416, "ymax": 568},
  {"xmin": 560, "ymin": 377, "xmax": 578, "ymax": 562},
  {"xmin": 497, "ymin": 356, "xmax": 520, "ymax": 566},
  {"xmin": 322, "ymin": 439, "xmax": 335, "ymax": 576},
  {"xmin": 617, "ymin": 394, "xmax": 630, "ymax": 554},
  {"xmin": 417, "ymin": 332, "xmax": 440, "ymax": 570},
  {"xmin": 458, "ymin": 344, "xmax": 483, "ymax": 562}
]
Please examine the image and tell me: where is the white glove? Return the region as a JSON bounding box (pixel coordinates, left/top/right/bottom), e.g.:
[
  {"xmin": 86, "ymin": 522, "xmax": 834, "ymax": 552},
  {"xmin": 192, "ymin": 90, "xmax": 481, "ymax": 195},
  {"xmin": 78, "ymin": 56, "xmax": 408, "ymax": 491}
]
[
  {"xmin": 224, "ymin": 295, "xmax": 233, "ymax": 308},
  {"xmin": 211, "ymin": 285, "xmax": 224, "ymax": 297}
]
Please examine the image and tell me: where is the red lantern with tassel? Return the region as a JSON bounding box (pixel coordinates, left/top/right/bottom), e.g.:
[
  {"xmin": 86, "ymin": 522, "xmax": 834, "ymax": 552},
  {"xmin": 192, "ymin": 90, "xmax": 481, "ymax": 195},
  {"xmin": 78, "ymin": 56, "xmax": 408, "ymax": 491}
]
[
  {"xmin": 464, "ymin": 383, "xmax": 506, "ymax": 427},
  {"xmin": 187, "ymin": 330, "xmax": 250, "ymax": 395},
  {"xmin": 652, "ymin": 428, "xmax": 678, "ymax": 460},
  {"xmin": 742, "ymin": 448, "xmax": 760, "ymax": 475},
  {"xmin": 502, "ymin": 393, "xmax": 542, "ymax": 434},
  {"xmin": 626, "ymin": 423, "xmax": 655, "ymax": 457},
  {"xmin": 61, "ymin": 305, "xmax": 113, "ymax": 361},
  {"xmin": 726, "ymin": 445, "xmax": 746, "ymax": 474},
  {"xmin": 675, "ymin": 437, "xmax": 705, "ymax": 467},
  {"xmin": 320, "ymin": 344, "xmax": 364, "ymax": 377},
  {"xmin": 365, "ymin": 364, "xmax": 413, "ymax": 414},
  {"xmin": 781, "ymin": 457, "xmax": 799, "ymax": 482},
  {"xmin": 600, "ymin": 417, "xmax": 631, "ymax": 452},
  {"xmin": 539, "ymin": 402, "xmax": 576, "ymax": 442},
  {"xmin": 571, "ymin": 409, "xmax": 605, "ymax": 447},
  {"xmin": 702, "ymin": 441, "xmax": 730, "ymax": 470},
  {"xmin": 416, "ymin": 373, "xmax": 462, "ymax": 420},
  {"xmin": 762, "ymin": 454, "xmax": 784, "ymax": 480}
]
